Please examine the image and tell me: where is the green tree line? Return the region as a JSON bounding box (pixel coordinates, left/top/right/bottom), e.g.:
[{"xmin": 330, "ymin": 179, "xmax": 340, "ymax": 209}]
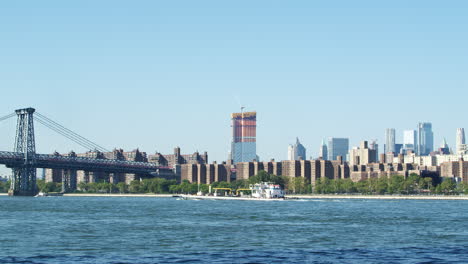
[
  {"xmin": 2, "ymin": 171, "xmax": 467, "ymax": 195},
  {"xmin": 0, "ymin": 180, "xmax": 10, "ymax": 193},
  {"xmin": 314, "ymin": 174, "xmax": 467, "ymax": 195}
]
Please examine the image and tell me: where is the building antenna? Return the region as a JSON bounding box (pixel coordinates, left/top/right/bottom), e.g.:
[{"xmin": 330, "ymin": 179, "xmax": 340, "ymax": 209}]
[{"xmin": 233, "ymin": 94, "xmax": 243, "ymax": 109}]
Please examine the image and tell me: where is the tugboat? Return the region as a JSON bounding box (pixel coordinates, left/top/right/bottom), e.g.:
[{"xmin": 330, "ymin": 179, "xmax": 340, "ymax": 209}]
[
  {"xmin": 180, "ymin": 182, "xmax": 286, "ymax": 201},
  {"xmin": 250, "ymin": 182, "xmax": 285, "ymax": 199}
]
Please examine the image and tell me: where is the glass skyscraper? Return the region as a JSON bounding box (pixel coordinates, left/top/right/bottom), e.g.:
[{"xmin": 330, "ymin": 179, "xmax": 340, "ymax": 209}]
[
  {"xmin": 295, "ymin": 138, "xmax": 306, "ymax": 160},
  {"xmin": 327, "ymin": 138, "xmax": 349, "ymax": 161},
  {"xmin": 456, "ymin": 128, "xmax": 466, "ymax": 155},
  {"xmin": 403, "ymin": 130, "xmax": 417, "ymax": 153},
  {"xmin": 319, "ymin": 139, "xmax": 328, "ymax": 160},
  {"xmin": 385, "ymin": 128, "xmax": 396, "ymax": 153},
  {"xmin": 417, "ymin": 122, "xmax": 434, "ymax": 156}
]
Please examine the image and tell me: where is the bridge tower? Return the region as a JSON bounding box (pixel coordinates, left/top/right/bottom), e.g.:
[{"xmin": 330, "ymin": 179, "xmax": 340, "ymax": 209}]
[{"xmin": 9, "ymin": 108, "xmax": 37, "ymax": 196}]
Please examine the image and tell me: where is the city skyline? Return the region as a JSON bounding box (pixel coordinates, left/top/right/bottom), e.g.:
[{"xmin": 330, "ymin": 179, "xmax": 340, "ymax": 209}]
[
  {"xmin": 0, "ymin": 107, "xmax": 467, "ymax": 167},
  {"xmin": 0, "ymin": 1, "xmax": 467, "ymax": 171}
]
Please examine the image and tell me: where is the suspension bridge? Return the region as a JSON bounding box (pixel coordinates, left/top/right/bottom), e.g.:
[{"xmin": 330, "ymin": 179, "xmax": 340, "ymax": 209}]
[{"xmin": 0, "ymin": 108, "xmax": 167, "ymax": 196}]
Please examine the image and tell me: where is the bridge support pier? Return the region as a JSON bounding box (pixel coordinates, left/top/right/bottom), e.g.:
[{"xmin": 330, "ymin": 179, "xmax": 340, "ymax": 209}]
[
  {"xmin": 62, "ymin": 170, "xmax": 77, "ymax": 193},
  {"xmin": 109, "ymin": 173, "xmax": 125, "ymax": 184},
  {"xmin": 10, "ymin": 166, "xmax": 37, "ymax": 196}
]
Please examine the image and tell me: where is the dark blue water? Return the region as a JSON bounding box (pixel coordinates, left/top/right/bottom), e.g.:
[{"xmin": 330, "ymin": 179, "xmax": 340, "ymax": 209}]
[{"xmin": 0, "ymin": 197, "xmax": 467, "ymax": 264}]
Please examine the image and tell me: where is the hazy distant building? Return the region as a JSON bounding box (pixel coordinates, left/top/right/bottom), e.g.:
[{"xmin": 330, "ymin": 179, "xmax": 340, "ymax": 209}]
[
  {"xmin": 395, "ymin": 144, "xmax": 403, "ymax": 154},
  {"xmin": 231, "ymin": 111, "xmax": 257, "ymax": 164},
  {"xmin": 456, "ymin": 128, "xmax": 466, "ymax": 155},
  {"xmin": 328, "ymin": 138, "xmax": 349, "ymax": 161},
  {"xmin": 438, "ymin": 138, "xmax": 450, "ymax": 155},
  {"xmin": 418, "ymin": 122, "xmax": 434, "ymax": 156},
  {"xmin": 368, "ymin": 140, "xmax": 379, "ymax": 161},
  {"xmin": 319, "ymin": 139, "xmax": 328, "ymax": 160},
  {"xmin": 288, "ymin": 138, "xmax": 306, "ymax": 160},
  {"xmin": 403, "ymin": 130, "xmax": 417, "ymax": 153},
  {"xmin": 287, "ymin": 145, "xmax": 294, "ymax": 161},
  {"xmin": 385, "ymin": 128, "xmax": 396, "ymax": 154},
  {"xmin": 295, "ymin": 138, "xmax": 306, "ymax": 160}
]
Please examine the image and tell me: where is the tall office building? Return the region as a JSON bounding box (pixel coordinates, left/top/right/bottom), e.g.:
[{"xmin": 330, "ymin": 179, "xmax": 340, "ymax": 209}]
[
  {"xmin": 368, "ymin": 139, "xmax": 379, "ymax": 161},
  {"xmin": 403, "ymin": 130, "xmax": 417, "ymax": 153},
  {"xmin": 456, "ymin": 128, "xmax": 466, "ymax": 155},
  {"xmin": 319, "ymin": 139, "xmax": 328, "ymax": 160},
  {"xmin": 295, "ymin": 138, "xmax": 306, "ymax": 160},
  {"xmin": 385, "ymin": 128, "xmax": 396, "ymax": 153},
  {"xmin": 327, "ymin": 138, "xmax": 349, "ymax": 161},
  {"xmin": 395, "ymin": 144, "xmax": 403, "ymax": 154},
  {"xmin": 349, "ymin": 141, "xmax": 378, "ymax": 166},
  {"xmin": 287, "ymin": 138, "xmax": 306, "ymax": 160},
  {"xmin": 417, "ymin": 122, "xmax": 434, "ymax": 156},
  {"xmin": 231, "ymin": 111, "xmax": 257, "ymax": 164}
]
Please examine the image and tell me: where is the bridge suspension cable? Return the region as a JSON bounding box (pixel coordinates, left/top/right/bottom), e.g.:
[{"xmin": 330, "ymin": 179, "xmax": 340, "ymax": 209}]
[
  {"xmin": 0, "ymin": 113, "xmax": 15, "ymax": 122},
  {"xmin": 34, "ymin": 118, "xmax": 104, "ymax": 152},
  {"xmin": 35, "ymin": 112, "xmax": 110, "ymax": 153}
]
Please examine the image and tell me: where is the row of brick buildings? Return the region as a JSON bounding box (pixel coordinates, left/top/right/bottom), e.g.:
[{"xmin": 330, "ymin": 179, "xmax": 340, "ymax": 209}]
[
  {"xmin": 45, "ymin": 147, "xmax": 208, "ymax": 188},
  {"xmin": 178, "ymin": 141, "xmax": 465, "ymax": 187},
  {"xmin": 45, "ymin": 142, "xmax": 468, "ymax": 190},
  {"xmin": 232, "ymin": 158, "xmax": 440, "ymax": 186},
  {"xmin": 440, "ymin": 160, "xmax": 468, "ymax": 183},
  {"xmin": 180, "ymin": 162, "xmax": 233, "ymax": 184}
]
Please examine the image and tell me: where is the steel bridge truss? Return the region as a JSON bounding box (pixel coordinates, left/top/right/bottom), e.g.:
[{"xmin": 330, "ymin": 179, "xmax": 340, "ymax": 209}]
[
  {"xmin": 10, "ymin": 108, "xmax": 37, "ymax": 196},
  {"xmin": 0, "ymin": 108, "xmax": 167, "ymax": 196}
]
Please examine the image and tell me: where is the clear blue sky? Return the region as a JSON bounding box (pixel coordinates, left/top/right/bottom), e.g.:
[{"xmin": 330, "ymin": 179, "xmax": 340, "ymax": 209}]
[{"xmin": 0, "ymin": 1, "xmax": 467, "ymax": 175}]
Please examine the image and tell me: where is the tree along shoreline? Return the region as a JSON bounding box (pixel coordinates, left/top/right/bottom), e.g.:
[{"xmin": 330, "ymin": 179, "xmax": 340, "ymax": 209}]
[{"xmin": 1, "ymin": 170, "xmax": 467, "ymax": 195}]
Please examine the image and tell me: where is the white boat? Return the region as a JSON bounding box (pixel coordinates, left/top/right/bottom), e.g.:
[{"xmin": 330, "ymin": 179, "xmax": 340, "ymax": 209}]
[
  {"xmin": 34, "ymin": 192, "xmax": 46, "ymax": 197},
  {"xmin": 34, "ymin": 192, "xmax": 63, "ymax": 197},
  {"xmin": 180, "ymin": 195, "xmax": 286, "ymax": 201},
  {"xmin": 180, "ymin": 182, "xmax": 287, "ymax": 201},
  {"xmin": 250, "ymin": 182, "xmax": 285, "ymax": 199}
]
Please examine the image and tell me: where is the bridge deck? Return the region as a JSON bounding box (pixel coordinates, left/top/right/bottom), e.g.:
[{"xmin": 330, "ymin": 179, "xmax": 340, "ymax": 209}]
[{"xmin": 0, "ymin": 151, "xmax": 169, "ymax": 174}]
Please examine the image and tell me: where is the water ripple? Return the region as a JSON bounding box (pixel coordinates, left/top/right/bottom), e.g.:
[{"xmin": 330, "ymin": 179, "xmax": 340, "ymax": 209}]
[{"xmin": 0, "ymin": 197, "xmax": 467, "ymax": 263}]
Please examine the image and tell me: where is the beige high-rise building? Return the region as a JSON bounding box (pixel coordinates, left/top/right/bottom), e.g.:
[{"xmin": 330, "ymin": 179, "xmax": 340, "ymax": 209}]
[{"xmin": 349, "ymin": 141, "xmax": 377, "ymax": 166}]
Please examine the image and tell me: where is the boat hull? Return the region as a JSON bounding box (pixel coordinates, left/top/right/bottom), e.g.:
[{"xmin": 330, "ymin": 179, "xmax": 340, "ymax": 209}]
[{"xmin": 180, "ymin": 195, "xmax": 287, "ymax": 201}]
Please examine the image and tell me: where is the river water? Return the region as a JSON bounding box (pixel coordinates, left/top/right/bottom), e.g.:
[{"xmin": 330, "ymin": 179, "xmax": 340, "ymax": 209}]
[{"xmin": 0, "ymin": 197, "xmax": 467, "ymax": 263}]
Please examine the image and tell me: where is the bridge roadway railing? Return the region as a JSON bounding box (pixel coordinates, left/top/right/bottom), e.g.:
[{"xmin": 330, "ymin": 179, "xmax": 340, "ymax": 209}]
[{"xmin": 0, "ymin": 151, "xmax": 169, "ymax": 174}]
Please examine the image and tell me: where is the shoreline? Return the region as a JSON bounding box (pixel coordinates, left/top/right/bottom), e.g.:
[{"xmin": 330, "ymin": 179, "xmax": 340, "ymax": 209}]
[
  {"xmin": 59, "ymin": 194, "xmax": 468, "ymax": 200},
  {"xmin": 287, "ymin": 194, "xmax": 468, "ymax": 200},
  {"xmin": 1, "ymin": 193, "xmax": 467, "ymax": 200},
  {"xmin": 63, "ymin": 193, "xmax": 174, "ymax": 198}
]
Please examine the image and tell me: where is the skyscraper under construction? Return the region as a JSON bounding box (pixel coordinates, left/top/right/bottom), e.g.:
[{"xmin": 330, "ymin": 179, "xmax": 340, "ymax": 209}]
[{"xmin": 231, "ymin": 111, "xmax": 257, "ymax": 164}]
